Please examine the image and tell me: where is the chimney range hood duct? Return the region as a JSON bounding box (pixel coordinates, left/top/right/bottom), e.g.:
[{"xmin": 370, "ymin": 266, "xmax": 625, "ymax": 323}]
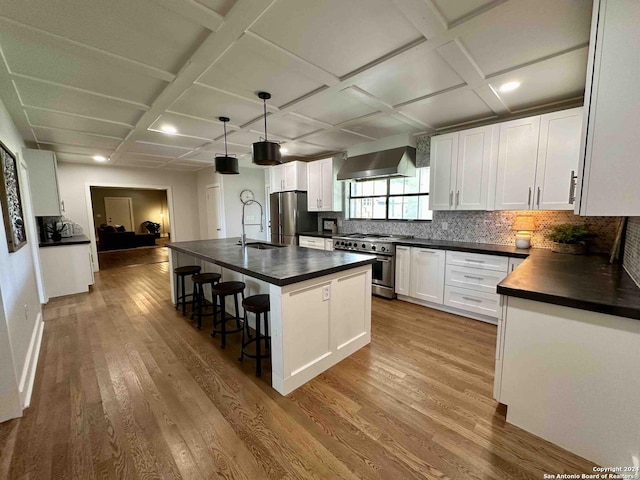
[{"xmin": 337, "ymin": 146, "xmax": 416, "ymax": 181}]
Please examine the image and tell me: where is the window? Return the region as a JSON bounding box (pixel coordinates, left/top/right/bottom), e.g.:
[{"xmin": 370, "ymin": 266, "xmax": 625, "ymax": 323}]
[{"xmin": 348, "ymin": 167, "xmax": 432, "ymax": 221}]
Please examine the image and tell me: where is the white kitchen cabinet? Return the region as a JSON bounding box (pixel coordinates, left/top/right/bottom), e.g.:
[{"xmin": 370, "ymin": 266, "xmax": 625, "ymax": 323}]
[
  {"xmin": 494, "ymin": 116, "xmax": 541, "ymax": 210},
  {"xmin": 23, "ymin": 148, "xmax": 63, "ymax": 216},
  {"xmin": 307, "ymin": 156, "xmax": 344, "ymax": 212},
  {"xmin": 429, "ymin": 132, "xmax": 458, "ymax": 210},
  {"xmin": 508, "ymin": 257, "xmax": 525, "ymax": 273},
  {"xmin": 394, "ymin": 245, "xmax": 411, "ymax": 296},
  {"xmin": 534, "ymin": 108, "xmax": 582, "ymax": 211},
  {"xmin": 298, "ymin": 235, "xmax": 326, "ymax": 250},
  {"xmin": 576, "ymin": 0, "xmax": 640, "ymax": 216},
  {"xmin": 324, "ymin": 238, "xmax": 334, "ymax": 251},
  {"xmin": 270, "ymin": 161, "xmax": 307, "ymax": 193},
  {"xmin": 409, "ymin": 248, "xmax": 445, "ymax": 304},
  {"xmin": 40, "ymin": 244, "xmax": 94, "ymax": 300}
]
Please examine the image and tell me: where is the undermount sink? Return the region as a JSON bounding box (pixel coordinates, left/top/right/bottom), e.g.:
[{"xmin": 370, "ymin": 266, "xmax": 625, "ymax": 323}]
[{"xmin": 243, "ymin": 242, "xmax": 285, "ymax": 250}]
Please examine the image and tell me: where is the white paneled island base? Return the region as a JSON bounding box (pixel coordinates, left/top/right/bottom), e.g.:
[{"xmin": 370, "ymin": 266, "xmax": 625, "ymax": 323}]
[{"xmin": 168, "ymin": 240, "xmax": 373, "ymax": 396}]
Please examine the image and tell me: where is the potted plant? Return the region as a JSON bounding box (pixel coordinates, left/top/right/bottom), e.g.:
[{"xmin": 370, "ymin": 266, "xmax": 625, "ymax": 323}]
[
  {"xmin": 45, "ymin": 222, "xmax": 67, "ymax": 242},
  {"xmin": 545, "ymin": 224, "xmax": 594, "ymax": 254}
]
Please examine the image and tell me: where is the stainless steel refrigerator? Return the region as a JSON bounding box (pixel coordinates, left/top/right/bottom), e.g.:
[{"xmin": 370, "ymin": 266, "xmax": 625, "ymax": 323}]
[{"xmin": 270, "ymin": 191, "xmax": 318, "ymax": 245}]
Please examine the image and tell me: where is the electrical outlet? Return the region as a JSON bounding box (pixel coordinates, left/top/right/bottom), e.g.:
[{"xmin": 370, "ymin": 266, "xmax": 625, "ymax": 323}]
[
  {"xmin": 322, "ymin": 285, "xmax": 330, "ymax": 301},
  {"xmin": 442, "ymin": 222, "xmax": 448, "ymax": 231}
]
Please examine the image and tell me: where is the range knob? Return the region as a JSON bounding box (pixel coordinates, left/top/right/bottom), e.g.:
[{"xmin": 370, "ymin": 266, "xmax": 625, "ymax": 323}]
[
  {"xmin": 347, "ymin": 242, "xmax": 352, "ymax": 247},
  {"xmin": 361, "ymin": 243, "xmax": 366, "ymax": 248},
  {"xmin": 381, "ymin": 246, "xmax": 386, "ymax": 252},
  {"xmin": 371, "ymin": 245, "xmax": 376, "ymax": 251}
]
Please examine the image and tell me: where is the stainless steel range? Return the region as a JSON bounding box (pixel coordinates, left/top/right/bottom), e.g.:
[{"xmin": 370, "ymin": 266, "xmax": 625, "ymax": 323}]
[{"xmin": 333, "ymin": 233, "xmax": 413, "ymax": 299}]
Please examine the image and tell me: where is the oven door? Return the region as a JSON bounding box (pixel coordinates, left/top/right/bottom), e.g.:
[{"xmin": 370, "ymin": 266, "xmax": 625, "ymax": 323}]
[{"xmin": 371, "ymin": 254, "xmax": 394, "ymax": 288}]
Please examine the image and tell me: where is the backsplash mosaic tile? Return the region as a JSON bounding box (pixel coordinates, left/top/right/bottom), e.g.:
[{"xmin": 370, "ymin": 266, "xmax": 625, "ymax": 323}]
[
  {"xmin": 320, "ymin": 210, "xmax": 621, "ymax": 253},
  {"xmin": 623, "ymin": 217, "xmax": 640, "ymax": 286}
]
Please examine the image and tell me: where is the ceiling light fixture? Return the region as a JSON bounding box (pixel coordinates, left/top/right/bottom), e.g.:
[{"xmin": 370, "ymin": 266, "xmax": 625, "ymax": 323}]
[
  {"xmin": 280, "ymin": 147, "xmax": 289, "ymax": 154},
  {"xmin": 160, "ymin": 124, "xmax": 177, "ymax": 134},
  {"xmin": 252, "ymin": 92, "xmax": 281, "ymax": 166},
  {"xmin": 214, "ymin": 117, "xmax": 239, "ymax": 175},
  {"xmin": 499, "ymin": 81, "xmax": 521, "ymax": 93},
  {"xmin": 93, "ymin": 155, "xmax": 107, "ymax": 162}
]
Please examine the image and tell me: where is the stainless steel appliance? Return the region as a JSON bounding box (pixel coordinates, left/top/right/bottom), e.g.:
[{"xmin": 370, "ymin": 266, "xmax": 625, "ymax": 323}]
[
  {"xmin": 333, "ymin": 233, "xmax": 413, "ymax": 299},
  {"xmin": 270, "ymin": 191, "xmax": 317, "ymax": 245}
]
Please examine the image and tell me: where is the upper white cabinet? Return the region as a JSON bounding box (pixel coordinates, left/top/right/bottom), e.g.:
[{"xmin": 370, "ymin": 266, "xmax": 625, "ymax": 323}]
[
  {"xmin": 429, "ymin": 132, "xmax": 458, "ymax": 210},
  {"xmin": 270, "ymin": 161, "xmax": 307, "ymax": 193},
  {"xmin": 576, "ymin": 0, "xmax": 640, "ymax": 216},
  {"xmin": 23, "ymin": 148, "xmax": 63, "ymax": 217},
  {"xmin": 307, "ymin": 156, "xmax": 344, "ymax": 212},
  {"xmin": 494, "ymin": 108, "xmax": 582, "ymax": 211},
  {"xmin": 494, "ymin": 116, "xmax": 541, "ymax": 210}
]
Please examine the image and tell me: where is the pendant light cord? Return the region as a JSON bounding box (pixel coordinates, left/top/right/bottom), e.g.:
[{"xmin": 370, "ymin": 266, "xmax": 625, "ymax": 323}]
[
  {"xmin": 223, "ymin": 121, "xmax": 228, "ymax": 157},
  {"xmin": 263, "ymin": 98, "xmax": 268, "ymax": 141}
]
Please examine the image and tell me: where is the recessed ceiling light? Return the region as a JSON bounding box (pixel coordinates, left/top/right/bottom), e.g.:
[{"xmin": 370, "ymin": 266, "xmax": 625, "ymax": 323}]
[
  {"xmin": 280, "ymin": 147, "xmax": 289, "ymax": 154},
  {"xmin": 160, "ymin": 124, "xmax": 177, "ymax": 134},
  {"xmin": 499, "ymin": 81, "xmax": 521, "ymax": 93},
  {"xmin": 93, "ymin": 155, "xmax": 107, "ymax": 162}
]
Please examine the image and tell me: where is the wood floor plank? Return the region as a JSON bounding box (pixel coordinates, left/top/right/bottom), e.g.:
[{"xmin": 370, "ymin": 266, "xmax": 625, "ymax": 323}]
[{"xmin": 0, "ymin": 259, "xmax": 599, "ymax": 479}]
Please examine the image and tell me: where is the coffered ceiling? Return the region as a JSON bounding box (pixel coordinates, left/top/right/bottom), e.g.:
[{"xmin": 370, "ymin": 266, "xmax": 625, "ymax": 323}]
[{"xmin": 0, "ymin": 0, "xmax": 592, "ymax": 171}]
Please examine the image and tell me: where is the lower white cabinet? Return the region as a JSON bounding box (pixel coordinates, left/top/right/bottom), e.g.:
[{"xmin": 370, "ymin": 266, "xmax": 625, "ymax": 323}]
[
  {"xmin": 395, "ymin": 246, "xmax": 411, "ymax": 296},
  {"xmin": 299, "ymin": 235, "xmax": 333, "ymax": 251},
  {"xmin": 409, "ymin": 248, "xmax": 446, "ymax": 304},
  {"xmin": 444, "ymin": 286, "xmax": 501, "ymax": 318},
  {"xmin": 39, "ymin": 244, "xmax": 94, "ymax": 300}
]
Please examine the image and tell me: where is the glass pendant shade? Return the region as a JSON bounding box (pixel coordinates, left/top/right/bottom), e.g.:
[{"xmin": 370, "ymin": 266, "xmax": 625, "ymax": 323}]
[
  {"xmin": 214, "ymin": 116, "xmax": 239, "ymax": 174},
  {"xmin": 253, "ymin": 91, "xmax": 281, "ymax": 166}
]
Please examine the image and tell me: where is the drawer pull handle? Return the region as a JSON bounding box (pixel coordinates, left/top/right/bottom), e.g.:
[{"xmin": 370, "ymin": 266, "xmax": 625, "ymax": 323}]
[
  {"xmin": 463, "ymin": 275, "xmax": 483, "ymax": 280},
  {"xmin": 462, "ymin": 296, "xmax": 482, "ymax": 302},
  {"xmin": 464, "ymin": 259, "xmax": 485, "ymax": 263}
]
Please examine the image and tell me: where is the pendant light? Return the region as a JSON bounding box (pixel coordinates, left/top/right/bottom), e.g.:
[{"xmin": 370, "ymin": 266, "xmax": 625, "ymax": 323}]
[
  {"xmin": 252, "ymin": 92, "xmax": 281, "ymax": 166},
  {"xmin": 215, "ymin": 117, "xmax": 239, "ymax": 175}
]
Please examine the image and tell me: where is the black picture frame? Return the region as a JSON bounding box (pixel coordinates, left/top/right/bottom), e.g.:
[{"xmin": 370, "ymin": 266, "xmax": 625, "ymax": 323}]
[{"xmin": 0, "ymin": 140, "xmax": 27, "ymax": 252}]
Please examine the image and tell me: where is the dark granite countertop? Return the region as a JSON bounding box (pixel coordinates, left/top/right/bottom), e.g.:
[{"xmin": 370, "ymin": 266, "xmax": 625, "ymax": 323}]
[
  {"xmin": 393, "ymin": 238, "xmax": 532, "ymax": 258},
  {"xmin": 498, "ymin": 249, "xmax": 640, "ymax": 320},
  {"xmin": 299, "ymin": 231, "xmax": 335, "ymax": 239},
  {"xmin": 39, "ymin": 234, "xmax": 91, "ymax": 248},
  {"xmin": 167, "ymin": 238, "xmax": 375, "ymax": 287}
]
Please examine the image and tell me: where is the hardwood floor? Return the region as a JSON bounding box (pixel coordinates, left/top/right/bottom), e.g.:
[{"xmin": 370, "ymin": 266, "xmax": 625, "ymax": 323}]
[
  {"xmin": 97, "ymin": 244, "xmax": 168, "ymax": 270},
  {"xmin": 0, "ymin": 262, "xmax": 597, "ymax": 479}
]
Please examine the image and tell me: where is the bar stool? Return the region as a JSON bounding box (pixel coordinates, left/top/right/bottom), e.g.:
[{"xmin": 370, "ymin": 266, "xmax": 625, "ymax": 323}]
[
  {"xmin": 174, "ymin": 265, "xmax": 201, "ymax": 316},
  {"xmin": 239, "ymin": 294, "xmax": 270, "ymax": 377},
  {"xmin": 210, "ymin": 281, "xmax": 245, "ymax": 348},
  {"xmin": 190, "ymin": 272, "xmax": 222, "ymax": 329}
]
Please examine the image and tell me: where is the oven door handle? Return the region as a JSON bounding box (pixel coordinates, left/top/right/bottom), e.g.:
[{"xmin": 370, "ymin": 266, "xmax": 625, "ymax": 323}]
[{"xmin": 376, "ymin": 257, "xmax": 392, "ymax": 262}]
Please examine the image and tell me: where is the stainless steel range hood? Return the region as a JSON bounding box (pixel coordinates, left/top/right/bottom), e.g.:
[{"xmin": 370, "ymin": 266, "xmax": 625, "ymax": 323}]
[{"xmin": 337, "ymin": 146, "xmax": 416, "ymax": 181}]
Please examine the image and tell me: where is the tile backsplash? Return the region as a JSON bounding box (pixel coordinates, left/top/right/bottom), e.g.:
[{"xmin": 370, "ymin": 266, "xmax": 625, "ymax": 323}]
[
  {"xmin": 623, "ymin": 217, "xmax": 640, "ymax": 286},
  {"xmin": 320, "ymin": 210, "xmax": 621, "ymax": 253}
]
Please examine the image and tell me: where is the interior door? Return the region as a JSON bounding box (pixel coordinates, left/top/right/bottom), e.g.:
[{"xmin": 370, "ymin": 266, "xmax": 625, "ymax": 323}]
[
  {"xmin": 104, "ymin": 197, "xmax": 134, "ymax": 231},
  {"xmin": 206, "ymin": 185, "xmax": 224, "ymax": 238},
  {"xmin": 429, "ymin": 132, "xmax": 458, "ymax": 210}
]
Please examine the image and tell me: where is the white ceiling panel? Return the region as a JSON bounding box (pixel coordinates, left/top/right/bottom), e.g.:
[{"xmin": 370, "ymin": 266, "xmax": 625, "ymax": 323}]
[
  {"xmin": 149, "ymin": 113, "xmax": 225, "ymax": 140},
  {"xmin": 345, "ymin": 116, "xmax": 420, "ymax": 139},
  {"xmin": 193, "ymin": 141, "xmax": 251, "ymax": 158},
  {"xmin": 281, "ymin": 142, "xmax": 330, "ymax": 157},
  {"xmin": 170, "ymin": 85, "xmax": 265, "ymax": 125},
  {"xmin": 24, "ymin": 108, "xmax": 132, "ymax": 139},
  {"xmin": 14, "ymin": 77, "xmax": 144, "ymax": 125},
  {"xmin": 117, "ymin": 152, "xmax": 174, "ymax": 163},
  {"xmin": 54, "ymin": 151, "xmax": 112, "ymax": 165},
  {"xmin": 294, "ymin": 90, "xmax": 379, "ymax": 126},
  {"xmin": 197, "ymin": 34, "xmax": 325, "ymax": 107},
  {"xmin": 0, "ymin": 0, "xmax": 208, "ymax": 73},
  {"xmin": 32, "ymin": 127, "xmax": 122, "ymax": 150},
  {"xmin": 161, "ymin": 164, "xmax": 202, "ymax": 172},
  {"xmin": 127, "ymin": 142, "xmax": 191, "ymax": 158},
  {"xmin": 490, "ymin": 48, "xmax": 588, "ymax": 111},
  {"xmin": 354, "ymin": 49, "xmax": 465, "ymax": 106},
  {"xmin": 0, "ymin": 20, "xmax": 167, "ymax": 105},
  {"xmin": 225, "ymin": 130, "xmax": 290, "ymax": 147},
  {"xmin": 460, "ymin": 0, "xmax": 592, "ymax": 76},
  {"xmin": 137, "ymin": 130, "xmax": 207, "ymax": 150},
  {"xmin": 249, "ymin": 0, "xmax": 422, "ymax": 77},
  {"xmin": 195, "ymin": 0, "xmax": 237, "ymax": 16},
  {"xmin": 304, "ymin": 130, "xmax": 372, "ymax": 150},
  {"xmin": 431, "ymin": 0, "xmax": 497, "ymax": 25},
  {"xmin": 399, "ymin": 90, "xmax": 495, "ymax": 129},
  {"xmin": 45, "ymin": 143, "xmax": 114, "ymax": 158},
  {"xmin": 115, "ymin": 158, "xmax": 163, "ymax": 168},
  {"xmin": 266, "ymin": 114, "xmax": 322, "ymax": 139}
]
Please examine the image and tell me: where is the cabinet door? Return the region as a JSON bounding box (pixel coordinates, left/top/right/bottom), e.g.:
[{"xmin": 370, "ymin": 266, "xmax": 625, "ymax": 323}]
[
  {"xmin": 319, "ymin": 159, "xmax": 334, "ymax": 210},
  {"xmin": 283, "ymin": 163, "xmax": 297, "ymax": 190},
  {"xmin": 534, "ymin": 108, "xmax": 582, "ymax": 210},
  {"xmin": 456, "ymin": 125, "xmax": 496, "ymax": 210},
  {"xmin": 429, "ymin": 133, "xmax": 458, "ymax": 210},
  {"xmin": 395, "ymin": 246, "xmax": 411, "ymax": 295},
  {"xmin": 23, "ymin": 149, "xmax": 62, "ymax": 216},
  {"xmin": 270, "ymin": 165, "xmax": 283, "ymax": 193},
  {"xmin": 307, "ymin": 161, "xmax": 322, "ymax": 211},
  {"xmin": 409, "ymin": 248, "xmax": 445, "ymax": 304},
  {"xmin": 494, "ymin": 116, "xmax": 540, "ymax": 210}
]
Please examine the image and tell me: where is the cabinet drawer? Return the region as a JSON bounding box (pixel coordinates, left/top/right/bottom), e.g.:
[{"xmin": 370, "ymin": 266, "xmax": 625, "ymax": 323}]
[
  {"xmin": 444, "ymin": 285, "xmax": 501, "ymax": 318},
  {"xmin": 445, "ymin": 251, "xmax": 508, "ymax": 272},
  {"xmin": 445, "ymin": 264, "xmax": 504, "ymax": 294},
  {"xmin": 299, "ymin": 236, "xmax": 326, "ymax": 249}
]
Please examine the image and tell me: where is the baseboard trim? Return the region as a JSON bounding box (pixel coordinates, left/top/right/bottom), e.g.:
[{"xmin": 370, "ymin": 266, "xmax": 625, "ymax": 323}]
[{"xmin": 18, "ymin": 313, "xmax": 44, "ymax": 409}]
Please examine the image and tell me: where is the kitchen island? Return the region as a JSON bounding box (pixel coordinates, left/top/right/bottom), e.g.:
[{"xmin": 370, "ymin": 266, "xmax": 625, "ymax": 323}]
[{"xmin": 167, "ymin": 238, "xmax": 375, "ymax": 395}]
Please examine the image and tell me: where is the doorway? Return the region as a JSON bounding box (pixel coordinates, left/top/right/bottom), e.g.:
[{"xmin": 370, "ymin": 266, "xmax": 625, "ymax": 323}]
[{"xmin": 206, "ymin": 184, "xmax": 225, "ymax": 239}]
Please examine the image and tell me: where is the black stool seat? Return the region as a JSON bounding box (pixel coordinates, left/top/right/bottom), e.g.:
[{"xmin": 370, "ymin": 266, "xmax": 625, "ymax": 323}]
[
  {"xmin": 211, "ymin": 281, "xmax": 246, "ymax": 348},
  {"xmin": 239, "ymin": 294, "xmax": 271, "ymax": 377},
  {"xmin": 190, "ymin": 272, "xmax": 222, "ymax": 329},
  {"xmin": 174, "ymin": 265, "xmax": 201, "ymax": 316}
]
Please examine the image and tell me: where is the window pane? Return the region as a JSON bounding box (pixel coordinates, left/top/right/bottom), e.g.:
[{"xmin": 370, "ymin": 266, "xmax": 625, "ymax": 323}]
[
  {"xmin": 350, "ymin": 198, "xmax": 361, "ymax": 218},
  {"xmin": 404, "ymin": 196, "xmax": 419, "ymax": 219},
  {"xmin": 350, "ymin": 181, "xmax": 360, "ymax": 197},
  {"xmin": 388, "ymin": 196, "xmax": 404, "ymax": 219},
  {"xmin": 389, "ymin": 177, "xmax": 405, "ymax": 195},
  {"xmin": 418, "ymin": 195, "xmax": 433, "ymax": 220},
  {"xmin": 419, "ymin": 167, "xmax": 430, "ymax": 193},
  {"xmin": 372, "ymin": 179, "xmax": 387, "ymax": 196},
  {"xmin": 372, "ymin": 197, "xmax": 387, "ymax": 219}
]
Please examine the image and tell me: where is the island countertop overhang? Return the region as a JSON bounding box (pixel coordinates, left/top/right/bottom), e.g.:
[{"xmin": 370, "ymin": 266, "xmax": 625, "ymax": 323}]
[{"xmin": 167, "ymin": 238, "xmax": 376, "ymax": 286}]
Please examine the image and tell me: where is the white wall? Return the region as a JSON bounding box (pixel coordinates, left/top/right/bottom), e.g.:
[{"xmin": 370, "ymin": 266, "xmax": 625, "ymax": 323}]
[
  {"xmin": 197, "ymin": 166, "xmax": 268, "ymax": 241},
  {"xmin": 0, "ymin": 98, "xmax": 43, "ymax": 421}
]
